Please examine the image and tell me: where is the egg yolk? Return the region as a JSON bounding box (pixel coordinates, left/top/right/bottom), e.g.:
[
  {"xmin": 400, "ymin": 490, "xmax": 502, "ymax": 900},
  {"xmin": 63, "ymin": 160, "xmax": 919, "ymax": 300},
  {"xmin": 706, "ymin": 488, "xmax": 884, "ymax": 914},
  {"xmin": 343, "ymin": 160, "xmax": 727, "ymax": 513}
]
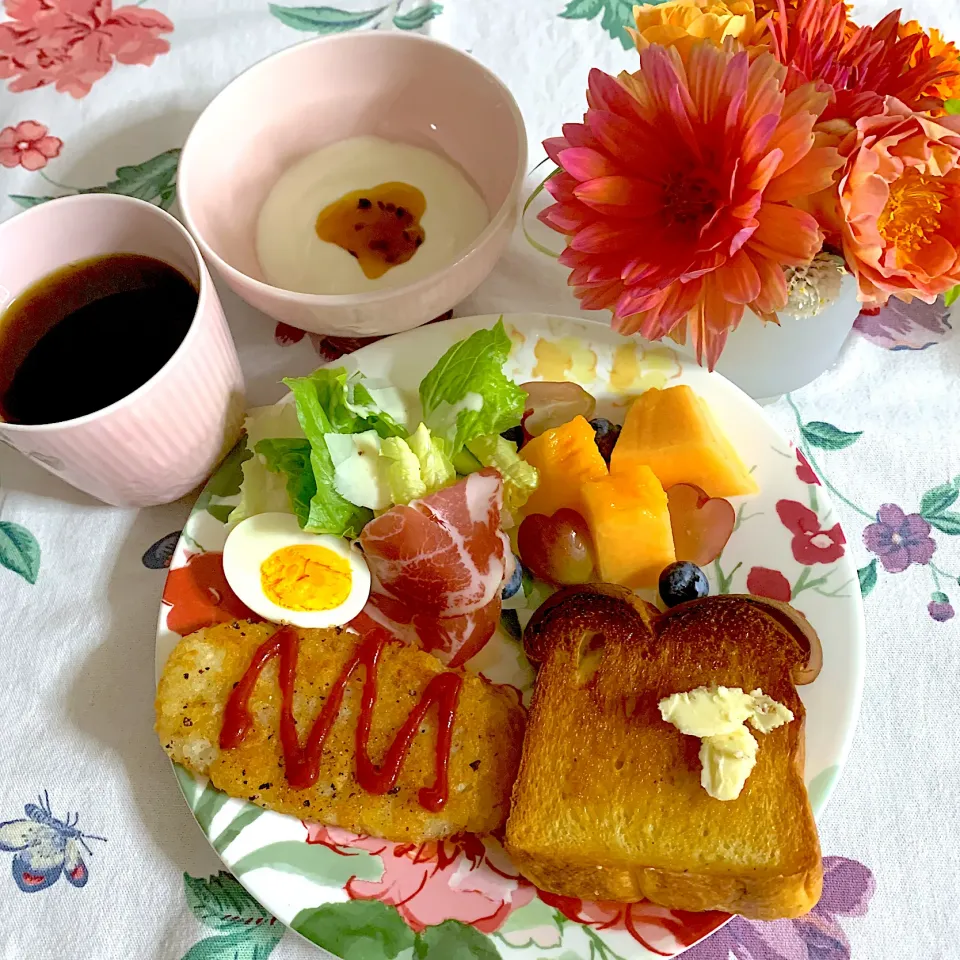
[{"xmin": 260, "ymin": 545, "xmax": 352, "ymax": 612}]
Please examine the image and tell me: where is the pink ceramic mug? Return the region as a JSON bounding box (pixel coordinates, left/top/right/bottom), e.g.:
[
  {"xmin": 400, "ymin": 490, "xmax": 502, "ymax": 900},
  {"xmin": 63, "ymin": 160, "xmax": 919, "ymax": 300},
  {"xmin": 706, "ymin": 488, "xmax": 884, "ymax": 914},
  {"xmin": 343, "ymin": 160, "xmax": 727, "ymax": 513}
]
[{"xmin": 0, "ymin": 194, "xmax": 246, "ymax": 507}]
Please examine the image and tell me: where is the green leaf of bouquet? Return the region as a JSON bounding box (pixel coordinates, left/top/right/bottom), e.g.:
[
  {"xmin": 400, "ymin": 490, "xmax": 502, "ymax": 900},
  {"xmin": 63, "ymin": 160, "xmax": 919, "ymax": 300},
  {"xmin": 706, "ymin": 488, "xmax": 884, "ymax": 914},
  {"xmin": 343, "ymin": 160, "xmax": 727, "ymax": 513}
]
[
  {"xmin": 944, "ymin": 285, "xmax": 960, "ymax": 307},
  {"xmin": 0, "ymin": 520, "xmax": 40, "ymax": 583},
  {"xmin": 926, "ymin": 511, "xmax": 960, "ymax": 536},
  {"xmin": 292, "ymin": 900, "xmax": 415, "ymax": 958},
  {"xmin": 269, "ymin": 3, "xmax": 386, "ymax": 31},
  {"xmin": 9, "ymin": 194, "xmax": 56, "ymax": 209},
  {"xmin": 414, "ymin": 920, "xmax": 501, "ymax": 959},
  {"xmin": 232, "ymin": 840, "xmax": 382, "ymax": 885},
  {"xmin": 79, "ymin": 148, "xmax": 181, "ymax": 209},
  {"xmin": 944, "ymin": 98, "xmax": 960, "ymax": 115},
  {"xmin": 393, "ymin": 2, "xmax": 443, "ymax": 28},
  {"xmin": 857, "ymin": 558, "xmax": 877, "ymax": 597},
  {"xmin": 184, "ymin": 871, "xmax": 273, "ymax": 932},
  {"xmin": 920, "ymin": 481, "xmax": 959, "ymax": 518},
  {"xmin": 800, "ymin": 421, "xmax": 862, "ymax": 451}
]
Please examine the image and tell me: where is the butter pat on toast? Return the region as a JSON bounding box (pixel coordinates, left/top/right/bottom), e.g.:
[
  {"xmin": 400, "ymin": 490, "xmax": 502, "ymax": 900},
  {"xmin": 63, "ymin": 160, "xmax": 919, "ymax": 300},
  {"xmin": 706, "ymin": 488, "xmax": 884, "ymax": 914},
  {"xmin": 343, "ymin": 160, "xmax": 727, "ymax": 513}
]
[
  {"xmin": 156, "ymin": 620, "xmax": 525, "ymax": 842},
  {"xmin": 504, "ymin": 586, "xmax": 822, "ymax": 919}
]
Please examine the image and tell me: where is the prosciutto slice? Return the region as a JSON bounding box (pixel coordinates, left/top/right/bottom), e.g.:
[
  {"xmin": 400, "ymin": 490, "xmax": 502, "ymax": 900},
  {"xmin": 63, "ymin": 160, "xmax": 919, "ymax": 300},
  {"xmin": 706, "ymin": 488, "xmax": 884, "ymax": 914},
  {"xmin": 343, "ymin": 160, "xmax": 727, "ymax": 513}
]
[
  {"xmin": 354, "ymin": 590, "xmax": 502, "ymax": 668},
  {"xmin": 359, "ymin": 469, "xmax": 506, "ymax": 617}
]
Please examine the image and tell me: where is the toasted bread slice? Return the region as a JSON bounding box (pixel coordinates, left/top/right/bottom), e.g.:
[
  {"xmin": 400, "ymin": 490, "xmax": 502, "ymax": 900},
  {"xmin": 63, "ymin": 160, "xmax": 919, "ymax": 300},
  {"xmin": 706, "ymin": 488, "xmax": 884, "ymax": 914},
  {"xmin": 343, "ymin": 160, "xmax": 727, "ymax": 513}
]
[
  {"xmin": 504, "ymin": 586, "xmax": 822, "ymax": 919},
  {"xmin": 156, "ymin": 620, "xmax": 525, "ymax": 842}
]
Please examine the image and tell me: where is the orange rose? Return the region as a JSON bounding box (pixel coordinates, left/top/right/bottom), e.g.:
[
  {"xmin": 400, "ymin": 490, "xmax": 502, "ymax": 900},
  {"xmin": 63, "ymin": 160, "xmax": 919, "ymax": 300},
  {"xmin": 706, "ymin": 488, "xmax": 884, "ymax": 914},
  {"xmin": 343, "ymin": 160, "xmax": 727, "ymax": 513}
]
[{"xmin": 839, "ymin": 97, "xmax": 960, "ymax": 305}]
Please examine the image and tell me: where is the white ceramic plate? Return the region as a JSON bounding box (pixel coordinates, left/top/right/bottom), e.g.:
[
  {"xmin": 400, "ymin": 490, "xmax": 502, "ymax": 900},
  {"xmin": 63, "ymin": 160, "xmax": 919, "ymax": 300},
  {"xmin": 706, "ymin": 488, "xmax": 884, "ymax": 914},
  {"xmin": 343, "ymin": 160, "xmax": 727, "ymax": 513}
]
[{"xmin": 156, "ymin": 313, "xmax": 865, "ymax": 959}]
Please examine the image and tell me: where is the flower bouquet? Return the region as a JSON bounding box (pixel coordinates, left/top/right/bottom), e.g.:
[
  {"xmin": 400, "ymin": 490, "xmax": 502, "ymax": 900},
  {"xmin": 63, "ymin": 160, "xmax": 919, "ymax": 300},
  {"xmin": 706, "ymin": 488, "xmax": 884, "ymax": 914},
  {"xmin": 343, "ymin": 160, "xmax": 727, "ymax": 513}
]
[{"xmin": 538, "ymin": 0, "xmax": 960, "ymax": 375}]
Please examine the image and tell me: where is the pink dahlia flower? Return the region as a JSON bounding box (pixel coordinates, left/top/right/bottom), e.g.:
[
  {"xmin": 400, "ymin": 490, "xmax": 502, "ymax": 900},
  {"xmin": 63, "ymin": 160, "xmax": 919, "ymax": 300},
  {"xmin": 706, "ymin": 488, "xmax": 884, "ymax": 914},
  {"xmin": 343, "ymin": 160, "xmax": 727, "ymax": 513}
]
[{"xmin": 539, "ymin": 40, "xmax": 841, "ymax": 368}]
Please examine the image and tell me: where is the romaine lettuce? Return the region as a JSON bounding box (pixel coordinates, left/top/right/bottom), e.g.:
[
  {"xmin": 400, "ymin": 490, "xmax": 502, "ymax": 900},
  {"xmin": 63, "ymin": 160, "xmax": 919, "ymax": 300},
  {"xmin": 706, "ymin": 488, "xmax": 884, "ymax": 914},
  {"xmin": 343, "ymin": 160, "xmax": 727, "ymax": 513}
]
[
  {"xmin": 227, "ymin": 402, "xmax": 304, "ymax": 527},
  {"xmin": 407, "ymin": 423, "xmax": 455, "ymax": 493},
  {"xmin": 283, "ymin": 374, "xmax": 374, "ymax": 536},
  {"xmin": 418, "ymin": 318, "xmax": 526, "ymax": 455},
  {"xmin": 466, "ymin": 433, "xmax": 539, "ymax": 511},
  {"xmin": 380, "ymin": 436, "xmax": 428, "ymax": 504},
  {"xmin": 254, "ymin": 438, "xmax": 316, "ymax": 525},
  {"xmin": 299, "ymin": 367, "xmax": 406, "ymax": 439}
]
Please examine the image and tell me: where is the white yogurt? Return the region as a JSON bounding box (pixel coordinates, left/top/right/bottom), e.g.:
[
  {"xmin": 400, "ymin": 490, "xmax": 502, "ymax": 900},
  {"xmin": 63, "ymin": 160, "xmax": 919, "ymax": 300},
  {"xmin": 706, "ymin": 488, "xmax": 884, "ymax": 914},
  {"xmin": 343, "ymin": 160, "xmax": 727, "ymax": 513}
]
[{"xmin": 256, "ymin": 135, "xmax": 489, "ymax": 295}]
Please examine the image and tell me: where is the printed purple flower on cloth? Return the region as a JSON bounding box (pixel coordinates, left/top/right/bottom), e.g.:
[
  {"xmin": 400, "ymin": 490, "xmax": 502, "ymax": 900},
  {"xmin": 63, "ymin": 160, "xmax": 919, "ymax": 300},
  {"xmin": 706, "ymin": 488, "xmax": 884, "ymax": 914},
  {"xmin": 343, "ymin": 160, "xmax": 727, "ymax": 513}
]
[
  {"xmin": 686, "ymin": 857, "xmax": 875, "ymax": 960},
  {"xmin": 929, "ymin": 593, "xmax": 955, "ymax": 622},
  {"xmin": 853, "ymin": 296, "xmax": 953, "ymax": 351},
  {"xmin": 863, "ymin": 504, "xmax": 936, "ymax": 573}
]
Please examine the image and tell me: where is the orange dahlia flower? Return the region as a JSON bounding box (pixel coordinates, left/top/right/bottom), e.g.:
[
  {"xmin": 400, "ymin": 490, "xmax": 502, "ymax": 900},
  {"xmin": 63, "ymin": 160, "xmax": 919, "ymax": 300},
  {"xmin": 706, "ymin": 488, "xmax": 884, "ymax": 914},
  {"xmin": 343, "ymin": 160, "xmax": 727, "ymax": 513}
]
[
  {"xmin": 839, "ymin": 98, "xmax": 960, "ymax": 306},
  {"xmin": 899, "ymin": 20, "xmax": 960, "ymax": 111},
  {"xmin": 630, "ymin": 0, "xmax": 765, "ymax": 57},
  {"xmin": 765, "ymin": 0, "xmax": 956, "ymax": 122},
  {"xmin": 538, "ymin": 41, "xmax": 840, "ymax": 368}
]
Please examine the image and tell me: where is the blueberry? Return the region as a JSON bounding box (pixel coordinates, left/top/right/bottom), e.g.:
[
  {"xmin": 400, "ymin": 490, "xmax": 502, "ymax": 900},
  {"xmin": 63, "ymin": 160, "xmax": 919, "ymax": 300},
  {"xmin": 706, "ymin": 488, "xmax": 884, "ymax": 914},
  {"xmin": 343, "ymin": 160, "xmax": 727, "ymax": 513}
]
[
  {"xmin": 501, "ymin": 554, "xmax": 523, "ymax": 599},
  {"xmin": 659, "ymin": 561, "xmax": 709, "ymax": 608},
  {"xmin": 500, "ymin": 425, "xmax": 525, "ymax": 448},
  {"xmin": 589, "ymin": 417, "xmax": 621, "ymax": 465}
]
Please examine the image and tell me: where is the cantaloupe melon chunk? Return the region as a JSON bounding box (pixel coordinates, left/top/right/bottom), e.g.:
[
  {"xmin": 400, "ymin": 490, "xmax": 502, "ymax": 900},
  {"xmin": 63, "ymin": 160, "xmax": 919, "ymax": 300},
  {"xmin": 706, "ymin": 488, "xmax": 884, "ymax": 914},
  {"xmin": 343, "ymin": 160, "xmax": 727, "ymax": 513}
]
[
  {"xmin": 611, "ymin": 385, "xmax": 758, "ymax": 498},
  {"xmin": 520, "ymin": 415, "xmax": 608, "ymax": 517},
  {"xmin": 581, "ymin": 466, "xmax": 675, "ymax": 588}
]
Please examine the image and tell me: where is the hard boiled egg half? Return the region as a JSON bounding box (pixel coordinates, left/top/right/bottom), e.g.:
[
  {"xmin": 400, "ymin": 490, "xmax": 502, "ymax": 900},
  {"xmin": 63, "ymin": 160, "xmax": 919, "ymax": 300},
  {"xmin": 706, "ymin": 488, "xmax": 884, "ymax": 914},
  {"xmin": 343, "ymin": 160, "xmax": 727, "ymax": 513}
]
[{"xmin": 222, "ymin": 513, "xmax": 370, "ymax": 628}]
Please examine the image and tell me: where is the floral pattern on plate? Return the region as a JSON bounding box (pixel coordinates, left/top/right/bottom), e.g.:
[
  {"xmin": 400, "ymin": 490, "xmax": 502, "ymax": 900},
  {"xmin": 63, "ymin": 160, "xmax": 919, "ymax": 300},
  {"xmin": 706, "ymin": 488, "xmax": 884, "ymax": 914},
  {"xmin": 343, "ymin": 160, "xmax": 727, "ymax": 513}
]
[{"xmin": 157, "ymin": 313, "xmax": 866, "ymax": 958}]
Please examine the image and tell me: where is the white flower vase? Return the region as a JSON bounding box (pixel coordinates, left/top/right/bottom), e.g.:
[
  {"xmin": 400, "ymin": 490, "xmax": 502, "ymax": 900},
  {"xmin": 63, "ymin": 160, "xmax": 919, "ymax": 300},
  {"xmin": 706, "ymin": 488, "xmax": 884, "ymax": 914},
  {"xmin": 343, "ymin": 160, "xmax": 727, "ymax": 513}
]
[{"xmin": 677, "ymin": 272, "xmax": 861, "ymax": 403}]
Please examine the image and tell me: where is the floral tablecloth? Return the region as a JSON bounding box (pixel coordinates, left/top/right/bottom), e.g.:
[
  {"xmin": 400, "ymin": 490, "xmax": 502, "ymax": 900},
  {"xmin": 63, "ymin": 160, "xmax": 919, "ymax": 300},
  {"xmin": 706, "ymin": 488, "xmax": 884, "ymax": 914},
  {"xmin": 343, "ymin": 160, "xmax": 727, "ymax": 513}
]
[{"xmin": 1, "ymin": 1, "xmax": 958, "ymax": 958}]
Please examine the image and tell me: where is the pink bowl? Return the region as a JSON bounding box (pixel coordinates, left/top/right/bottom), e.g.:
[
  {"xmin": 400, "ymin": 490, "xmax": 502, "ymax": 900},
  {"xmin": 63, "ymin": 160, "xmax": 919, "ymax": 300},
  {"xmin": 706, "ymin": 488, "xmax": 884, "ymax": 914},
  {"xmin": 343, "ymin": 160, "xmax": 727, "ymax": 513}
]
[{"xmin": 178, "ymin": 32, "xmax": 527, "ymax": 337}]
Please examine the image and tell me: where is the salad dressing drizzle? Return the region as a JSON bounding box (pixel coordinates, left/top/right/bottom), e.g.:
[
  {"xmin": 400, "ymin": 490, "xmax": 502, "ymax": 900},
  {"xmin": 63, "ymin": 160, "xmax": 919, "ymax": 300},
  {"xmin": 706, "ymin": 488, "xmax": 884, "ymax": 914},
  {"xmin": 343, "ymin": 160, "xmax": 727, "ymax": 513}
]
[{"xmin": 220, "ymin": 625, "xmax": 463, "ymax": 811}]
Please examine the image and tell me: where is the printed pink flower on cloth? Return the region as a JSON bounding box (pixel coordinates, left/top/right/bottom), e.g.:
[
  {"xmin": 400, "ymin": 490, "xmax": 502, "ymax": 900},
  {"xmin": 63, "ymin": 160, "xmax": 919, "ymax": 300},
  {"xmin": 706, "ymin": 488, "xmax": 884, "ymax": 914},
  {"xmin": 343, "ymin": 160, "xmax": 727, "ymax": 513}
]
[
  {"xmin": 0, "ymin": 120, "xmax": 61, "ymax": 170},
  {"xmin": 538, "ymin": 41, "xmax": 841, "ymax": 368},
  {"xmin": 540, "ymin": 889, "xmax": 729, "ymax": 954},
  {"xmin": 776, "ymin": 499, "xmax": 846, "ymax": 565},
  {"xmin": 839, "ymin": 97, "xmax": 960, "ymax": 307},
  {"xmin": 304, "ymin": 824, "xmax": 535, "ymax": 934},
  {"xmin": 0, "ymin": 0, "xmax": 174, "ymax": 99}
]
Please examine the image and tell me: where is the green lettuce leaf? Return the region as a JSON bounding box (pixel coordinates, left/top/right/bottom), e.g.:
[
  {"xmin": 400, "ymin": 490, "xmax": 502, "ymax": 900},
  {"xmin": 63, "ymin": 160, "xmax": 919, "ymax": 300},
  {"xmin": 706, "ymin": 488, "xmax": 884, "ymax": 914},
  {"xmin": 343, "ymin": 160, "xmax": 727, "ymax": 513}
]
[
  {"xmin": 227, "ymin": 403, "xmax": 304, "ymax": 527},
  {"xmin": 418, "ymin": 318, "xmax": 525, "ymax": 454},
  {"xmin": 407, "ymin": 423, "xmax": 455, "ymax": 493},
  {"xmin": 283, "ymin": 375, "xmax": 373, "ymax": 536},
  {"xmin": 466, "ymin": 434, "xmax": 539, "ymax": 511},
  {"xmin": 380, "ymin": 436, "xmax": 427, "ymax": 504},
  {"xmin": 451, "ymin": 447, "xmax": 483, "ymax": 476},
  {"xmin": 300, "ymin": 367, "xmax": 407, "ymax": 438},
  {"xmin": 254, "ymin": 438, "xmax": 316, "ymax": 525}
]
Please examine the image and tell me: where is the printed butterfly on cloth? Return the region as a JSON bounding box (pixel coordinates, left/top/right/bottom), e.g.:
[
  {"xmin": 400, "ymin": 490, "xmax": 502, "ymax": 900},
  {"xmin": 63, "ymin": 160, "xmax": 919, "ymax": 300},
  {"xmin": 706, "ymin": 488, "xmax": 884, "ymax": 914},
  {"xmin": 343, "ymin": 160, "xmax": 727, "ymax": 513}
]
[{"xmin": 0, "ymin": 791, "xmax": 106, "ymax": 892}]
